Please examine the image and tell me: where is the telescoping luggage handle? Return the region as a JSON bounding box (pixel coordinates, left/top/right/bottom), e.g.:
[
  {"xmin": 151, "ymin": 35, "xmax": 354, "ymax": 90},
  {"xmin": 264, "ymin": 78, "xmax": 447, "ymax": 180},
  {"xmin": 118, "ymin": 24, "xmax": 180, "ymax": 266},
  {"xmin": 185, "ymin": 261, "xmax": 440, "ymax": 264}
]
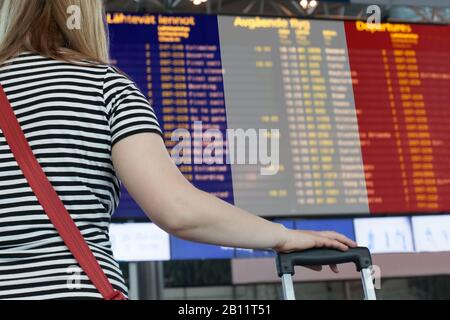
[{"xmin": 276, "ymin": 247, "xmax": 376, "ymax": 300}]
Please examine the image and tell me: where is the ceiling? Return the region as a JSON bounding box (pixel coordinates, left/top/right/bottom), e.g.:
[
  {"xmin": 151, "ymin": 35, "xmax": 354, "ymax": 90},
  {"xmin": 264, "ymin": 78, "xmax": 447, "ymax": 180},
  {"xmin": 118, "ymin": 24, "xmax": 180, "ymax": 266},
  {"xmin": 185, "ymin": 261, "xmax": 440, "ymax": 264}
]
[{"xmin": 103, "ymin": 0, "xmax": 450, "ymax": 23}]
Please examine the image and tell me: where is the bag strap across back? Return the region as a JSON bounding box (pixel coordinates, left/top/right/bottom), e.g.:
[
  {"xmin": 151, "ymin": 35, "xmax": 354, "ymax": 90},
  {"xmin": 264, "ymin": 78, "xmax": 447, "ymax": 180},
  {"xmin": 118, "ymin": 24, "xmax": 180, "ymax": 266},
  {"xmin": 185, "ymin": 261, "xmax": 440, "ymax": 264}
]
[{"xmin": 0, "ymin": 84, "xmax": 126, "ymax": 300}]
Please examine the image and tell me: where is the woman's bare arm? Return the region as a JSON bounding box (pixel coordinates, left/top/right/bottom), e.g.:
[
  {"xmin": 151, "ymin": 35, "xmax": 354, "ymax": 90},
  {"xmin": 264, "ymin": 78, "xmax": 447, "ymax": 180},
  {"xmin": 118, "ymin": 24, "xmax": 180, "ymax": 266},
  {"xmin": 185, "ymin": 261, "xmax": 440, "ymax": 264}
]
[{"xmin": 112, "ymin": 133, "xmax": 356, "ymax": 257}]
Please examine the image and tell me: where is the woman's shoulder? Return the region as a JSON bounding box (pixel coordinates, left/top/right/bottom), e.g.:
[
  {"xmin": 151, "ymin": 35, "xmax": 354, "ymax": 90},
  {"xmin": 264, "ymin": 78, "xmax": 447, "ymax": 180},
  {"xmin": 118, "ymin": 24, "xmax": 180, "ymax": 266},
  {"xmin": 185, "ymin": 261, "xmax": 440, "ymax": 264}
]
[
  {"xmin": 103, "ymin": 64, "xmax": 140, "ymax": 94},
  {"xmin": 1, "ymin": 50, "xmax": 130, "ymax": 77}
]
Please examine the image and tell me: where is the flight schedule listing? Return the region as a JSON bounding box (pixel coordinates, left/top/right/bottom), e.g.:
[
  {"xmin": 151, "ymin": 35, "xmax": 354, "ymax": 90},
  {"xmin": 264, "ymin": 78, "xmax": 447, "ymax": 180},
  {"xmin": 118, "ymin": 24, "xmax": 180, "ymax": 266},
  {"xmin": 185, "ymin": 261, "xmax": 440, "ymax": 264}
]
[
  {"xmin": 108, "ymin": 14, "xmax": 235, "ymax": 219},
  {"xmin": 107, "ymin": 13, "xmax": 450, "ymax": 218},
  {"xmin": 345, "ymin": 22, "xmax": 450, "ymax": 214}
]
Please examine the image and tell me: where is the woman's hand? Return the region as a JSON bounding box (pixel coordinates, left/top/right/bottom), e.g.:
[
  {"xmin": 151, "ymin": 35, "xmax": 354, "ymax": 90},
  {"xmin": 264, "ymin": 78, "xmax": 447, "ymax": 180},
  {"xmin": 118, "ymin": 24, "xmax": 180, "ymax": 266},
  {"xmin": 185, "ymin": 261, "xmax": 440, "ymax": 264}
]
[{"xmin": 273, "ymin": 229, "xmax": 358, "ymax": 273}]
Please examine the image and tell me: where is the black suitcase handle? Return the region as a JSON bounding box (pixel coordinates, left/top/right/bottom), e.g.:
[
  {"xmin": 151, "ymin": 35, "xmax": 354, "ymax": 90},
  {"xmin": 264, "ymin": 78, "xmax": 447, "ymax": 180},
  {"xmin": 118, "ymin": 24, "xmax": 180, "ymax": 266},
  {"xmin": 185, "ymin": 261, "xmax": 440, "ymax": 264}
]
[{"xmin": 276, "ymin": 247, "xmax": 372, "ymax": 277}]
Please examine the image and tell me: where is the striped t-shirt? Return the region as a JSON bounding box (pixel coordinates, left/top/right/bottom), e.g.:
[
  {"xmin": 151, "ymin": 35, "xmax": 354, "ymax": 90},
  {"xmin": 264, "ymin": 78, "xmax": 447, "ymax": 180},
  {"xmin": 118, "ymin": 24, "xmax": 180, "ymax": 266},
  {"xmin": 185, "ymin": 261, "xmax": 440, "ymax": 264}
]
[{"xmin": 0, "ymin": 51, "xmax": 162, "ymax": 300}]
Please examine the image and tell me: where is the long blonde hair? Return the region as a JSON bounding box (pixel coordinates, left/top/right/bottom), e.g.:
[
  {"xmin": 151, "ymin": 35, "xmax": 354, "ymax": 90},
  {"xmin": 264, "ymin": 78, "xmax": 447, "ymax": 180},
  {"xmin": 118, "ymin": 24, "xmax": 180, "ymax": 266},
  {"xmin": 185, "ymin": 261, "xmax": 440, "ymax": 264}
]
[{"xmin": 0, "ymin": 0, "xmax": 109, "ymax": 65}]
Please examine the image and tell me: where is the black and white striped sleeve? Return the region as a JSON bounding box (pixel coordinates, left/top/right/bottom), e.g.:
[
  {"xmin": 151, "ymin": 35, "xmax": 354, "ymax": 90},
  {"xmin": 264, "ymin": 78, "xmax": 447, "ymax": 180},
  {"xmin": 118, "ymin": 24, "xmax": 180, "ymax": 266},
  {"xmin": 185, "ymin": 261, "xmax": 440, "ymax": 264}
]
[{"xmin": 103, "ymin": 66, "xmax": 163, "ymax": 147}]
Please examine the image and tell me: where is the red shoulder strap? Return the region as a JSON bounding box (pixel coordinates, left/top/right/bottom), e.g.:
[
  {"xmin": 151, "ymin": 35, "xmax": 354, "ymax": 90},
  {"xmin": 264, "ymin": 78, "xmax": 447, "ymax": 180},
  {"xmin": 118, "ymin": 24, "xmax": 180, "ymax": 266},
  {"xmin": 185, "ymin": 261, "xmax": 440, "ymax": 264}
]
[{"xmin": 0, "ymin": 84, "xmax": 126, "ymax": 301}]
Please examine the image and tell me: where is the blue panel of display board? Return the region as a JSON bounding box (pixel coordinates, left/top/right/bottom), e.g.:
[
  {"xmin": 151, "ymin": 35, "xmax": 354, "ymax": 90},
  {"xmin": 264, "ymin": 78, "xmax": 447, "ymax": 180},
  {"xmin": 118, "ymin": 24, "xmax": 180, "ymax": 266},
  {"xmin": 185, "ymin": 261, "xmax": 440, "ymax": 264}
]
[{"xmin": 170, "ymin": 236, "xmax": 235, "ymax": 260}]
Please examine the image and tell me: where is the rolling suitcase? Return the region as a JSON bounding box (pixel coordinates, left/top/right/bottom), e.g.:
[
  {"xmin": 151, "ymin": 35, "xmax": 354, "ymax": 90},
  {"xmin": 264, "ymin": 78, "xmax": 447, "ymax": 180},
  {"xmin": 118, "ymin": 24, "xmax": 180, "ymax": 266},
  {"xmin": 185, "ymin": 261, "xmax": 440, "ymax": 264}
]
[{"xmin": 276, "ymin": 247, "xmax": 377, "ymax": 300}]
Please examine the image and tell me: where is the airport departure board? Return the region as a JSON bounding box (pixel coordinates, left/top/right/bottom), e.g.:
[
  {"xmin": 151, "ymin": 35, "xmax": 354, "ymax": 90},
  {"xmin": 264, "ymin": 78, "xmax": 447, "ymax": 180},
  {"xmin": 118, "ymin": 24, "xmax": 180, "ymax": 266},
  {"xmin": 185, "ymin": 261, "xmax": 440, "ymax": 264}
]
[{"xmin": 107, "ymin": 13, "xmax": 450, "ymax": 219}]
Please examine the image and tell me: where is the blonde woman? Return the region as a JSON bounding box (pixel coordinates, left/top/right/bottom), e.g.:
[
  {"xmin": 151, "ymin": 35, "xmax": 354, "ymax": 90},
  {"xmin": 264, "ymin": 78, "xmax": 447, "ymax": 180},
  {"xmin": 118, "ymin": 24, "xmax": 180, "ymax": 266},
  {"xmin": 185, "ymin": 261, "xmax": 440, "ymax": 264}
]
[{"xmin": 0, "ymin": 0, "xmax": 356, "ymax": 300}]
